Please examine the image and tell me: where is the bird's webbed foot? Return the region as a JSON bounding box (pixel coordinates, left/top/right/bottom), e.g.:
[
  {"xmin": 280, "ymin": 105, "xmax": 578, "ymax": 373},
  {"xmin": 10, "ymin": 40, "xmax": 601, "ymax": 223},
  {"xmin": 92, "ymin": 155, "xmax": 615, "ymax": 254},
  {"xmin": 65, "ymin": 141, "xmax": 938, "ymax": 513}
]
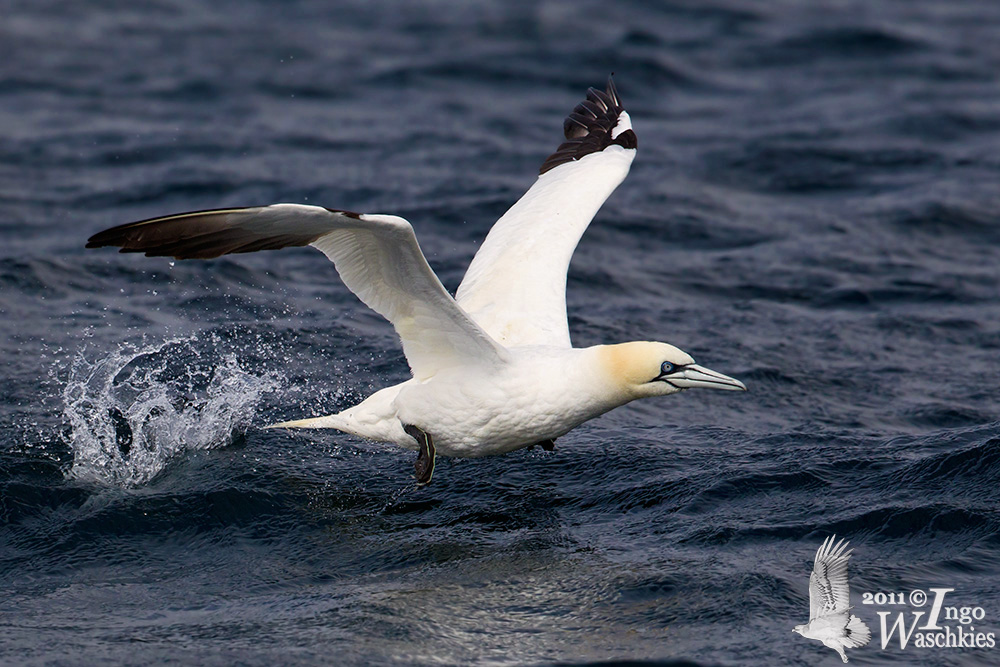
[
  {"xmin": 403, "ymin": 424, "xmax": 436, "ymax": 485},
  {"xmin": 528, "ymin": 439, "xmax": 556, "ymax": 451}
]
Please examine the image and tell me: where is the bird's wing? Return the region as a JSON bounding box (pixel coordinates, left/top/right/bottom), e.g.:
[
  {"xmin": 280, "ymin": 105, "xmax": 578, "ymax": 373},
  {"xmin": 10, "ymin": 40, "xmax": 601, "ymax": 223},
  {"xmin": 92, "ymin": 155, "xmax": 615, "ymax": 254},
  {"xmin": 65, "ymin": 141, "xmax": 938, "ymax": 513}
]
[
  {"xmin": 808, "ymin": 535, "xmax": 855, "ymax": 621},
  {"xmin": 86, "ymin": 204, "xmax": 508, "ymax": 381},
  {"xmin": 455, "ymin": 77, "xmax": 637, "ymax": 348}
]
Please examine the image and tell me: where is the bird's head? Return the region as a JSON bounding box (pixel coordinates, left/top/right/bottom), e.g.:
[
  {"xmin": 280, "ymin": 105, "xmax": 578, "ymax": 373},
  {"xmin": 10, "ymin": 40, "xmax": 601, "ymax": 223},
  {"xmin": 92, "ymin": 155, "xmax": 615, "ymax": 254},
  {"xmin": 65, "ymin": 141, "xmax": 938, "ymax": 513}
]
[
  {"xmin": 792, "ymin": 623, "xmax": 807, "ymax": 635},
  {"xmin": 597, "ymin": 341, "xmax": 746, "ymax": 402}
]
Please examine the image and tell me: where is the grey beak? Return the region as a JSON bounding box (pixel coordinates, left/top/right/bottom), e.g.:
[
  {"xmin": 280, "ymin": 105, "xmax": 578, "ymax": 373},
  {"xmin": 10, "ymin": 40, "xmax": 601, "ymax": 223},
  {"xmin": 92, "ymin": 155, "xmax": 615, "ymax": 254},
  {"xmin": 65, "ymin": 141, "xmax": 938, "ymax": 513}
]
[{"xmin": 665, "ymin": 364, "xmax": 747, "ymax": 391}]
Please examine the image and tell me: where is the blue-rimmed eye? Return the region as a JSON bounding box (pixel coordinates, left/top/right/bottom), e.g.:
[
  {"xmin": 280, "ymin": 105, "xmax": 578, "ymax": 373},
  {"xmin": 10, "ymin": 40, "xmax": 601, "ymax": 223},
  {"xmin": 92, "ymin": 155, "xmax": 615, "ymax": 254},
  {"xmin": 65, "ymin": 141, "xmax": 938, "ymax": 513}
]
[{"xmin": 660, "ymin": 361, "xmax": 675, "ymax": 375}]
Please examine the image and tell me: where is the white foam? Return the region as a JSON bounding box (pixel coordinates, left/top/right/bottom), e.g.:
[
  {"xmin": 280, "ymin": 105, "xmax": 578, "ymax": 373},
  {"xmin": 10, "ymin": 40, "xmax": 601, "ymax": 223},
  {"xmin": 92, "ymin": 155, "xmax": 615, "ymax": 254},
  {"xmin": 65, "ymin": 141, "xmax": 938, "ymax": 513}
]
[{"xmin": 62, "ymin": 337, "xmax": 281, "ymax": 487}]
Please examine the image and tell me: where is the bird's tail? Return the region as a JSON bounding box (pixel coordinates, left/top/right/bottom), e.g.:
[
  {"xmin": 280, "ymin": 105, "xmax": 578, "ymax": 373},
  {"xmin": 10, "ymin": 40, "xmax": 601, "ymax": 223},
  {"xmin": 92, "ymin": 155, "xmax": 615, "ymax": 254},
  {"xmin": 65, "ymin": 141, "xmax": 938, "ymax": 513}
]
[
  {"xmin": 264, "ymin": 406, "xmax": 409, "ymax": 446},
  {"xmin": 844, "ymin": 614, "xmax": 872, "ymax": 648},
  {"xmin": 264, "ymin": 384, "xmax": 409, "ymax": 444}
]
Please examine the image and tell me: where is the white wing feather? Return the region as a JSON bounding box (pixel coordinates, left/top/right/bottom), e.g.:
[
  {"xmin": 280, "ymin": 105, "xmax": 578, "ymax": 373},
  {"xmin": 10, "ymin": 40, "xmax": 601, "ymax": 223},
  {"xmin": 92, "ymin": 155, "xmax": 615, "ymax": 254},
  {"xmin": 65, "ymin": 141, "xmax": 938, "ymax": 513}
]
[
  {"xmin": 808, "ymin": 535, "xmax": 854, "ymax": 620},
  {"xmin": 308, "ymin": 212, "xmax": 508, "ymax": 380},
  {"xmin": 456, "ymin": 146, "xmax": 634, "ymax": 347},
  {"xmin": 87, "ymin": 204, "xmax": 508, "ymax": 381},
  {"xmin": 310, "ymin": 214, "xmax": 506, "ymax": 381},
  {"xmin": 456, "ymin": 78, "xmax": 637, "ymax": 348}
]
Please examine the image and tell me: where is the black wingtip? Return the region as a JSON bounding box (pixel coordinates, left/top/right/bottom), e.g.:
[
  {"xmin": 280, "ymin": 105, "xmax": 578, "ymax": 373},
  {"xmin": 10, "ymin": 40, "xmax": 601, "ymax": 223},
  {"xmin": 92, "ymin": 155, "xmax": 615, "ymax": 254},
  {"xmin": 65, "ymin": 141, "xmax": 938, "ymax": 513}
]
[
  {"xmin": 606, "ymin": 74, "xmax": 621, "ymax": 107},
  {"xmin": 83, "ymin": 206, "xmax": 329, "ymax": 260},
  {"xmin": 85, "ymin": 227, "xmax": 127, "ymax": 249},
  {"xmin": 539, "ymin": 76, "xmax": 636, "ymax": 175}
]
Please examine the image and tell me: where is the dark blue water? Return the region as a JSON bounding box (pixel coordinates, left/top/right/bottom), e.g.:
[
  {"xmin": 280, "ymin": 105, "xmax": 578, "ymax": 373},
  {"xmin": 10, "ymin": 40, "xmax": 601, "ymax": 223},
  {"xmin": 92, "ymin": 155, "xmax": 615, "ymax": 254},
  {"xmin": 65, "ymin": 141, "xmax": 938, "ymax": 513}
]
[{"xmin": 2, "ymin": 1, "xmax": 999, "ymax": 664}]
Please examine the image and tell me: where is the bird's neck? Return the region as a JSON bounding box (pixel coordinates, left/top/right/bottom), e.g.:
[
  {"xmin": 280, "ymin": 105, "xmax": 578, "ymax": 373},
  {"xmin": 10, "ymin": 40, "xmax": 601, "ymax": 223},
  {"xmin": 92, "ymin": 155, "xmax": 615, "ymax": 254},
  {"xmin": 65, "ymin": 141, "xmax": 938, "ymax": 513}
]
[{"xmin": 584, "ymin": 343, "xmax": 647, "ymax": 407}]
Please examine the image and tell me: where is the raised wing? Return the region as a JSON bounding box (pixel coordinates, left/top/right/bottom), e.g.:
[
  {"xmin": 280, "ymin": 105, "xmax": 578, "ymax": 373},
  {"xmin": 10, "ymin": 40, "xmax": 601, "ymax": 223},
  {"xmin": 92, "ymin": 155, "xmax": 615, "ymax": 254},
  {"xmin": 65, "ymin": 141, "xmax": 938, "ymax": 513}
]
[
  {"xmin": 455, "ymin": 77, "xmax": 638, "ymax": 348},
  {"xmin": 808, "ymin": 535, "xmax": 854, "ymax": 621},
  {"xmin": 86, "ymin": 204, "xmax": 508, "ymax": 381}
]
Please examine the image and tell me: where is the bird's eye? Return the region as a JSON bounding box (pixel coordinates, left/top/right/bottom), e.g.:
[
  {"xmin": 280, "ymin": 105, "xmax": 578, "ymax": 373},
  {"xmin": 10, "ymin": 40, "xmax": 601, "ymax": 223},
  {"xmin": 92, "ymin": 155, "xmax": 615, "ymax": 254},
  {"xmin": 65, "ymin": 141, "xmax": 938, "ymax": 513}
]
[{"xmin": 660, "ymin": 361, "xmax": 675, "ymax": 375}]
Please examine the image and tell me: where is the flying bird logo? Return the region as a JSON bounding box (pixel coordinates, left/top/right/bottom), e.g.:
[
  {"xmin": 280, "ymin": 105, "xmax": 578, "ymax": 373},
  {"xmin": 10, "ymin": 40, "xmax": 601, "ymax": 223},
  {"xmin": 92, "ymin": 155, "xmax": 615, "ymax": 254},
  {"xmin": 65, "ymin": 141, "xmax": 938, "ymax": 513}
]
[{"xmin": 793, "ymin": 535, "xmax": 872, "ymax": 662}]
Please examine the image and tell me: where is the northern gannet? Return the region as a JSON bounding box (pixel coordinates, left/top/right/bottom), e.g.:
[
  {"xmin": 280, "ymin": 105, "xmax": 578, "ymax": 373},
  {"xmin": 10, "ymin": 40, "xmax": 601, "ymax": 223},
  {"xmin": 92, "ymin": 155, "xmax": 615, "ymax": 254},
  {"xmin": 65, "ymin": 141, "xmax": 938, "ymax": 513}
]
[{"xmin": 87, "ymin": 78, "xmax": 746, "ymax": 484}]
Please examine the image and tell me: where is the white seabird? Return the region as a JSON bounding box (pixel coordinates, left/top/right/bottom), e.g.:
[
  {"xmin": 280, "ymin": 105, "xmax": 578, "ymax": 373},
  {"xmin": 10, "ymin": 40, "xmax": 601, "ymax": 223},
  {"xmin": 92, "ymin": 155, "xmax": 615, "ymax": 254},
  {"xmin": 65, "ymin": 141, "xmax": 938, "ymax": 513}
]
[
  {"xmin": 87, "ymin": 78, "xmax": 746, "ymax": 484},
  {"xmin": 793, "ymin": 536, "xmax": 872, "ymax": 662}
]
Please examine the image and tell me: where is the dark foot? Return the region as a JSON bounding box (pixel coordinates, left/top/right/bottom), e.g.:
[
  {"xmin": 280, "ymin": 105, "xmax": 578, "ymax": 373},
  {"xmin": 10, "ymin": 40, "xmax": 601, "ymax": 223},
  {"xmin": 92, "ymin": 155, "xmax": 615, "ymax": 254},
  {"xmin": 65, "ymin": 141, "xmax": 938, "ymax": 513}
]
[
  {"xmin": 108, "ymin": 407, "xmax": 133, "ymax": 456},
  {"xmin": 538, "ymin": 439, "xmax": 555, "ymax": 452},
  {"xmin": 403, "ymin": 424, "xmax": 436, "ymax": 485}
]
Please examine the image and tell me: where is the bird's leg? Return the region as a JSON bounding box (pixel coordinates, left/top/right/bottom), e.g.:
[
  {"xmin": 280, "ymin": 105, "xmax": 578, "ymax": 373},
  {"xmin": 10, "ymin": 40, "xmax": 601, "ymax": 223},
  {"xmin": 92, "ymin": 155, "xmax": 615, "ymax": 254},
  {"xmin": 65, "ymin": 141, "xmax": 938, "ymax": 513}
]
[
  {"xmin": 526, "ymin": 439, "xmax": 555, "ymax": 452},
  {"xmin": 403, "ymin": 424, "xmax": 436, "ymax": 485},
  {"xmin": 824, "ymin": 641, "xmax": 848, "ymax": 663}
]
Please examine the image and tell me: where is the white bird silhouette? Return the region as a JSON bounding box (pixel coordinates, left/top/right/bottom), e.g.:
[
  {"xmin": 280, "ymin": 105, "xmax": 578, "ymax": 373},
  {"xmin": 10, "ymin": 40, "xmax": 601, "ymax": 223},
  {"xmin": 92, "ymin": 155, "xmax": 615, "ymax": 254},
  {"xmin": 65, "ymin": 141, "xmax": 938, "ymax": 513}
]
[
  {"xmin": 793, "ymin": 535, "xmax": 871, "ymax": 662},
  {"xmin": 87, "ymin": 78, "xmax": 746, "ymax": 484}
]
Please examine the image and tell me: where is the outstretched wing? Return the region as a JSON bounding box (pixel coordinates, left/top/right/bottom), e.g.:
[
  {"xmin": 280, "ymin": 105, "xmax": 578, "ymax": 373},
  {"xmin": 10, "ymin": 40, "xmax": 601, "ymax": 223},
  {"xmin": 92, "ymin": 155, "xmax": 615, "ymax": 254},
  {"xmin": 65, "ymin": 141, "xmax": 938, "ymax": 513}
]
[
  {"xmin": 87, "ymin": 204, "xmax": 508, "ymax": 381},
  {"xmin": 808, "ymin": 535, "xmax": 854, "ymax": 621},
  {"xmin": 455, "ymin": 77, "xmax": 638, "ymax": 348}
]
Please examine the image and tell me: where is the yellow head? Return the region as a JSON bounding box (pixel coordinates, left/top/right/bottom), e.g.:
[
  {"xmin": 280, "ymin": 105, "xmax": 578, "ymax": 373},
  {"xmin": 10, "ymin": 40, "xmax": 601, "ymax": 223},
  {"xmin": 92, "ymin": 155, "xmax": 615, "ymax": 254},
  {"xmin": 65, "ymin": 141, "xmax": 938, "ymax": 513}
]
[{"xmin": 597, "ymin": 341, "xmax": 746, "ymax": 402}]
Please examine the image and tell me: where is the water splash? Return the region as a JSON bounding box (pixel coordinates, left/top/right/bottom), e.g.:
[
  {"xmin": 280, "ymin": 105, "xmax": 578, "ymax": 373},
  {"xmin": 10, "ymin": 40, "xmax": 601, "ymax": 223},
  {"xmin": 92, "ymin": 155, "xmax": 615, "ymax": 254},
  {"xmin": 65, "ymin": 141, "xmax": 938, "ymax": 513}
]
[{"xmin": 62, "ymin": 337, "xmax": 281, "ymax": 487}]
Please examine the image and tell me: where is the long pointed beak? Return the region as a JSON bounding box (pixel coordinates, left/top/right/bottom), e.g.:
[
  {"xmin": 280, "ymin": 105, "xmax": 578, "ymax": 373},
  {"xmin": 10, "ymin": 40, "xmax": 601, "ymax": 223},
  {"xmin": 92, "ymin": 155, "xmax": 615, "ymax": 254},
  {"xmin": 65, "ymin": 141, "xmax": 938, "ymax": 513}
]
[{"xmin": 665, "ymin": 364, "xmax": 747, "ymax": 391}]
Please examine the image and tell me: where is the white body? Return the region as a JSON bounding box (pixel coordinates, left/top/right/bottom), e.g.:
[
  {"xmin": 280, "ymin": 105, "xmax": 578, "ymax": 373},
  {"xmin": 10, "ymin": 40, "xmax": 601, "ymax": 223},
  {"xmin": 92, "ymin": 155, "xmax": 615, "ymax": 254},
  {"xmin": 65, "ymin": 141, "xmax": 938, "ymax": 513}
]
[
  {"xmin": 796, "ymin": 613, "xmax": 870, "ymax": 663},
  {"xmin": 282, "ymin": 345, "xmax": 641, "ymax": 457}
]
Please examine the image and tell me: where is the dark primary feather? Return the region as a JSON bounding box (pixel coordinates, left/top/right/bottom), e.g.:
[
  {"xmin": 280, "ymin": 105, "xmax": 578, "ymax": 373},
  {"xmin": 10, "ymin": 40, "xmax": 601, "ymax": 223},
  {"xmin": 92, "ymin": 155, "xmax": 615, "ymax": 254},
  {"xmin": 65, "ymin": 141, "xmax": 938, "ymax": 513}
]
[
  {"xmin": 85, "ymin": 206, "xmax": 360, "ymax": 260},
  {"xmin": 538, "ymin": 76, "xmax": 638, "ymax": 175}
]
